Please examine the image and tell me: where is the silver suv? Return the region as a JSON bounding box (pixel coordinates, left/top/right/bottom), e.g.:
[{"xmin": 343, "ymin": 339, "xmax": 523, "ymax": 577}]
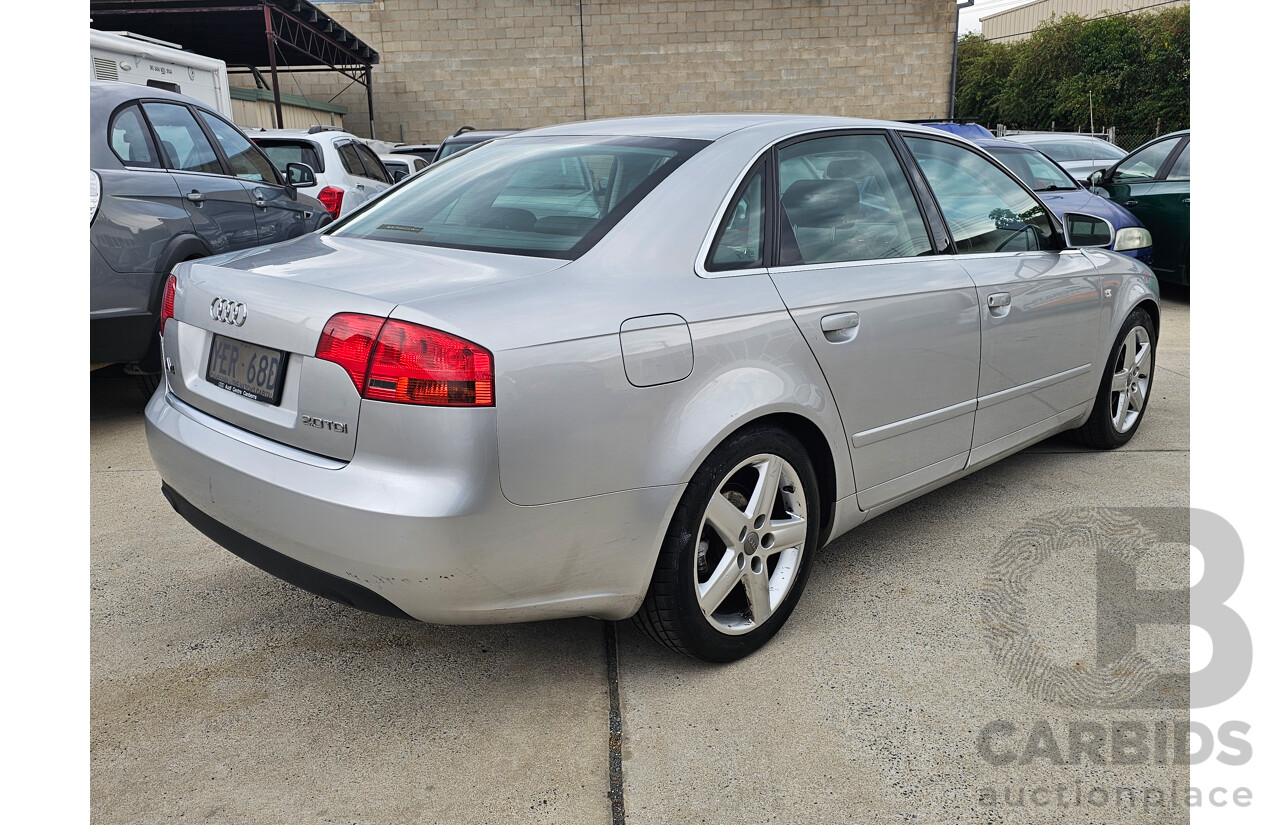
[{"xmin": 91, "ymin": 81, "xmax": 329, "ymax": 392}]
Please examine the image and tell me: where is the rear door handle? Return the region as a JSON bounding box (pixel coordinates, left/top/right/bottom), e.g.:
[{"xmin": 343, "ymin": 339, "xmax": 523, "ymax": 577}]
[
  {"xmin": 820, "ymin": 312, "xmax": 860, "ymax": 342},
  {"xmin": 254, "ymin": 198, "xmax": 268, "ymax": 209},
  {"xmin": 1123, "ymin": 200, "xmax": 1138, "ymax": 207},
  {"xmin": 1182, "ymin": 198, "xmax": 1190, "ymax": 205},
  {"xmin": 987, "ymin": 292, "xmax": 1011, "ymax": 309},
  {"xmin": 185, "ymin": 190, "xmax": 205, "ymax": 204}
]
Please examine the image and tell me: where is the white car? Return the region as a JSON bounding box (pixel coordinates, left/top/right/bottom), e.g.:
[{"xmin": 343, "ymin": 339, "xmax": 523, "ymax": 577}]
[
  {"xmin": 379, "ymin": 153, "xmax": 429, "ymax": 182},
  {"xmin": 251, "ymin": 126, "xmax": 393, "ymax": 219}
]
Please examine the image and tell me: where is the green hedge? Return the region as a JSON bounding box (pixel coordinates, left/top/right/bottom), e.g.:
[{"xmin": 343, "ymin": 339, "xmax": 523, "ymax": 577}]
[{"xmin": 956, "ymin": 7, "xmax": 1189, "ymax": 147}]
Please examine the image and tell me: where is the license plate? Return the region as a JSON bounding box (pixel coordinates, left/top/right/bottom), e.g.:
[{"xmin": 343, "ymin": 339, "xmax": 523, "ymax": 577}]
[{"xmin": 206, "ymin": 334, "xmax": 287, "ymax": 405}]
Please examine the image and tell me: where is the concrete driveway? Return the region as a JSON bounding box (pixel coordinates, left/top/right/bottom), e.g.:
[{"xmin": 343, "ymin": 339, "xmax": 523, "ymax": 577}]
[{"xmin": 92, "ymin": 294, "xmax": 1189, "ymax": 824}]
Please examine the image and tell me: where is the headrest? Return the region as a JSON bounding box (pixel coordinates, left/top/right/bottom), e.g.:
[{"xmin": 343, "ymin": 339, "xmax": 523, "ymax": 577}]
[{"xmin": 781, "ymin": 179, "xmax": 860, "ymax": 227}]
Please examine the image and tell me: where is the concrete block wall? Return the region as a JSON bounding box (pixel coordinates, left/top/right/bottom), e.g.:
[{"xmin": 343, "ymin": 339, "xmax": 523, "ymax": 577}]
[{"xmin": 296, "ymin": 0, "xmax": 957, "ymax": 143}]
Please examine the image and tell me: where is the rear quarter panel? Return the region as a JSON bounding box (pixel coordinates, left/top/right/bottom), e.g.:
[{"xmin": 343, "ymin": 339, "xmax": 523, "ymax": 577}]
[{"xmin": 389, "ymin": 134, "xmax": 855, "ymax": 507}]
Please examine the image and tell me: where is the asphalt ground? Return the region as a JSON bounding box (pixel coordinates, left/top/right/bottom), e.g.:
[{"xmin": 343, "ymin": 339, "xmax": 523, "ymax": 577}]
[{"xmin": 91, "ymin": 291, "xmax": 1189, "ymax": 824}]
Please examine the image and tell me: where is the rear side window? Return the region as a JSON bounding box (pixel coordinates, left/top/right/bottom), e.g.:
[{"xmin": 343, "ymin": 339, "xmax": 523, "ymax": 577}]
[
  {"xmin": 706, "ymin": 161, "xmax": 766, "ymax": 272},
  {"xmin": 777, "ymin": 133, "xmax": 933, "ymax": 265},
  {"xmin": 904, "ymin": 136, "xmax": 1054, "ymax": 255},
  {"xmin": 332, "ymin": 135, "xmax": 705, "ymax": 259},
  {"xmin": 108, "ymin": 105, "xmax": 159, "ymax": 168},
  {"xmin": 354, "ymin": 143, "xmax": 392, "ymax": 184},
  {"xmin": 142, "ymin": 102, "xmax": 222, "ymax": 175},
  {"xmin": 197, "ymin": 111, "xmax": 280, "ymax": 184},
  {"xmin": 337, "ymin": 142, "xmax": 364, "ymax": 176}
]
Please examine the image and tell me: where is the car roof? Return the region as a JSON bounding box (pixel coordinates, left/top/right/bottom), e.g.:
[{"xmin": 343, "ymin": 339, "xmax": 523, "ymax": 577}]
[
  {"xmin": 443, "ymin": 129, "xmax": 519, "ymax": 142},
  {"xmin": 1006, "ymin": 133, "xmax": 1112, "ymax": 142},
  {"xmin": 514, "ymin": 114, "xmax": 964, "ymax": 144},
  {"xmin": 249, "ymin": 128, "xmax": 363, "ymax": 141}
]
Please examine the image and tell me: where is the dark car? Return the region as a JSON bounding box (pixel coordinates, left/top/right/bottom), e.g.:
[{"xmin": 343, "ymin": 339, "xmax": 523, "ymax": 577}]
[
  {"xmin": 433, "ymin": 126, "xmax": 521, "ymax": 162},
  {"xmin": 975, "ymin": 138, "xmax": 1153, "ymax": 265},
  {"xmin": 391, "ymin": 143, "xmax": 439, "ymax": 164},
  {"xmin": 1088, "ymin": 130, "xmax": 1190, "ymax": 285},
  {"xmin": 91, "ymin": 81, "xmax": 329, "ymax": 392}
]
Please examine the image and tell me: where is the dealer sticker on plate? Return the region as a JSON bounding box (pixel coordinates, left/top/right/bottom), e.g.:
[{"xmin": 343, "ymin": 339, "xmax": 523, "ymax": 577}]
[{"xmin": 206, "ymin": 334, "xmax": 287, "ymax": 405}]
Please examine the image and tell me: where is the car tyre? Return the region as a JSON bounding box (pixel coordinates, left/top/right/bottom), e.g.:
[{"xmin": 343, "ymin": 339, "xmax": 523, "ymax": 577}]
[
  {"xmin": 634, "ymin": 426, "xmax": 820, "ymax": 662},
  {"xmin": 1073, "ymin": 307, "xmax": 1157, "ymax": 449}
]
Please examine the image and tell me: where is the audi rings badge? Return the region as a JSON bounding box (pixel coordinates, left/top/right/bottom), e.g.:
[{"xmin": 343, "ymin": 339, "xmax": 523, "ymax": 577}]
[{"xmin": 210, "ymin": 298, "xmax": 247, "ymax": 326}]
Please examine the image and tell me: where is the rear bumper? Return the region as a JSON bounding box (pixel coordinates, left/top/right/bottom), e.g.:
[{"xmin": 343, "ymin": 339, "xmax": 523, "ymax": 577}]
[
  {"xmin": 161, "ymin": 483, "xmax": 414, "ymax": 620},
  {"xmin": 145, "ymin": 390, "xmax": 682, "ymax": 623}
]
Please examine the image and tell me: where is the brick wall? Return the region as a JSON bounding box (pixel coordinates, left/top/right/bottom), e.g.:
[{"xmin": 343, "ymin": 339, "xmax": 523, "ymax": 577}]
[{"xmin": 289, "ymin": 0, "xmax": 958, "ymax": 143}]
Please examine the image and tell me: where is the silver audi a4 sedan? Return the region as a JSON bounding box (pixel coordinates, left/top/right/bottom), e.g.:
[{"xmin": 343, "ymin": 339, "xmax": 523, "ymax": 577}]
[{"xmin": 145, "ymin": 115, "xmax": 1160, "ymax": 661}]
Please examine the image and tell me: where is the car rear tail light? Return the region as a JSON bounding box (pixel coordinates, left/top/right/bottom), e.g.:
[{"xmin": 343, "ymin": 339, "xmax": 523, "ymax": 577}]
[
  {"xmin": 317, "ymin": 186, "xmax": 345, "ymax": 219},
  {"xmin": 90, "ymin": 170, "xmax": 102, "ymax": 224},
  {"xmin": 160, "ymin": 275, "xmax": 177, "ymax": 335},
  {"xmin": 315, "ymin": 313, "xmax": 385, "ymax": 394},
  {"xmin": 316, "ymin": 313, "xmax": 494, "ymax": 406}
]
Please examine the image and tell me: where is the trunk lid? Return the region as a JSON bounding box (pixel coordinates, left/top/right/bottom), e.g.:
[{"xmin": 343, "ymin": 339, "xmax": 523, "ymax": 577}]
[{"xmin": 165, "ymin": 235, "xmax": 564, "ymax": 460}]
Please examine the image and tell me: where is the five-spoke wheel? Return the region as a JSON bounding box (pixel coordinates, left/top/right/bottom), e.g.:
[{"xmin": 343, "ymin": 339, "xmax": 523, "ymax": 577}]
[
  {"xmin": 1074, "ymin": 306, "xmax": 1157, "ymax": 449},
  {"xmin": 635, "ymin": 426, "xmax": 819, "ymax": 662}
]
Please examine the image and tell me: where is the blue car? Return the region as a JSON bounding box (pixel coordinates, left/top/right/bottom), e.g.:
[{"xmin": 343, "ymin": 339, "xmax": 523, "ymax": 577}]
[{"xmin": 974, "ymin": 138, "xmax": 1153, "ymax": 264}]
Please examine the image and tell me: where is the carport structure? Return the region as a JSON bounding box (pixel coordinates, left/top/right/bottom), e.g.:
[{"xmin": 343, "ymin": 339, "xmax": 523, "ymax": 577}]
[{"xmin": 89, "ymin": 0, "xmax": 380, "ymax": 136}]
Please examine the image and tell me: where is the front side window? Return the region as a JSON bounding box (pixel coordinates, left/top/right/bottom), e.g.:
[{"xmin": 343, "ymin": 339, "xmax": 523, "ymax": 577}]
[
  {"xmin": 331, "ymin": 135, "xmax": 705, "ymax": 258},
  {"xmin": 778, "ymin": 133, "xmax": 932, "ymax": 265},
  {"xmin": 108, "ymin": 105, "xmax": 159, "ymax": 168},
  {"xmin": 904, "ymin": 136, "xmax": 1054, "ymax": 254},
  {"xmin": 707, "ymin": 161, "xmax": 765, "ymax": 271},
  {"xmin": 198, "ymin": 111, "xmax": 280, "ymax": 183},
  {"xmin": 142, "ymin": 102, "xmax": 222, "ymax": 175},
  {"xmin": 1112, "ymin": 138, "xmax": 1179, "ymax": 183}
]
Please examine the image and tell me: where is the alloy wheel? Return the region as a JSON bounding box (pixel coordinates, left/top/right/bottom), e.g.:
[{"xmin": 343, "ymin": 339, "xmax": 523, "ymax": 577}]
[{"xmin": 694, "ymin": 453, "xmax": 808, "ymax": 635}]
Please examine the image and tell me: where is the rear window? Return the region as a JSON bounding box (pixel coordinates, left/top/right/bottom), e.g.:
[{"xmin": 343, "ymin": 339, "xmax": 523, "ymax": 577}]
[
  {"xmin": 330, "ymin": 135, "xmax": 706, "ymax": 259},
  {"xmin": 254, "ymin": 140, "xmax": 324, "ymax": 174},
  {"xmin": 1035, "ymin": 138, "xmax": 1126, "ymax": 162},
  {"xmin": 435, "ymin": 138, "xmax": 486, "ymax": 161}
]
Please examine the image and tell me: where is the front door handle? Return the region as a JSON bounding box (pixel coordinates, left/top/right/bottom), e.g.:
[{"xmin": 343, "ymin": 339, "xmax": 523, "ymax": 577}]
[
  {"xmin": 1123, "ymin": 200, "xmax": 1138, "ymax": 207},
  {"xmin": 1182, "ymin": 198, "xmax": 1190, "ymax": 205},
  {"xmin": 820, "ymin": 311, "xmax": 860, "ymax": 342},
  {"xmin": 254, "ymin": 198, "xmax": 268, "ymax": 209},
  {"xmin": 185, "ymin": 190, "xmax": 205, "ymax": 204}
]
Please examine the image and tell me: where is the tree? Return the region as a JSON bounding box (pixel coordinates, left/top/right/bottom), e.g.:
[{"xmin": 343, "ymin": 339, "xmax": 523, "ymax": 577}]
[{"xmin": 955, "ymin": 7, "xmax": 1189, "ymax": 145}]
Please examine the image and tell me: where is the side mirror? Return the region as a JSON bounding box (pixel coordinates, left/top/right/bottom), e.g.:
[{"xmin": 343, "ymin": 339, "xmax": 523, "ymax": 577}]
[
  {"xmin": 286, "ymin": 162, "xmax": 317, "ymax": 188},
  {"xmin": 1086, "ymin": 169, "xmax": 1105, "ymax": 189},
  {"xmin": 392, "ymin": 169, "xmax": 409, "ymax": 183},
  {"xmin": 1062, "ymin": 212, "xmax": 1114, "ymax": 249}
]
